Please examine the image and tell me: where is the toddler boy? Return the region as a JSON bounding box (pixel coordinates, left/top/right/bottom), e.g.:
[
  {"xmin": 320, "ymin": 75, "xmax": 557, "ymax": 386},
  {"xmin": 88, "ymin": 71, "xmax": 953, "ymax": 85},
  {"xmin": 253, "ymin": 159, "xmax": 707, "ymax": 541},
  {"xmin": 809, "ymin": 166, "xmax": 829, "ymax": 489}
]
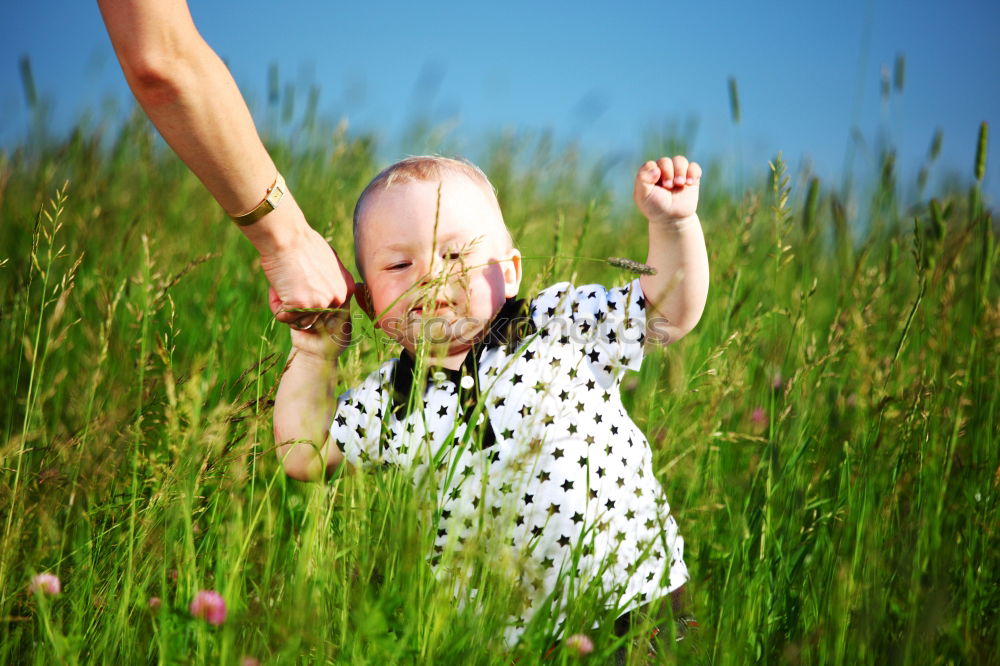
[{"xmin": 273, "ymin": 155, "xmax": 708, "ymax": 646}]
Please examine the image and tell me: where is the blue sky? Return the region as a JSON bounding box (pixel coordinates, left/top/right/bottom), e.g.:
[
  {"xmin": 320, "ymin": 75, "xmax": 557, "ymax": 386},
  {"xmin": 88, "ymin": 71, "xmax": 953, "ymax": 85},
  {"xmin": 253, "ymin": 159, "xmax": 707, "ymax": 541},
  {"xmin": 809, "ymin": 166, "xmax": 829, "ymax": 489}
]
[{"xmin": 4, "ymin": 1, "xmax": 999, "ymax": 202}]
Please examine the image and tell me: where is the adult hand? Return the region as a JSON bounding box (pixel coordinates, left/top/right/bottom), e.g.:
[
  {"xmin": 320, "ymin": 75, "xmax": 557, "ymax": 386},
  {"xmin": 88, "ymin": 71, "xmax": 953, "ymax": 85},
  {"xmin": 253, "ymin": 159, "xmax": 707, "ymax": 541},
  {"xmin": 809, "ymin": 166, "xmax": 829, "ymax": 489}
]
[{"xmin": 261, "ymin": 223, "xmax": 356, "ymax": 327}]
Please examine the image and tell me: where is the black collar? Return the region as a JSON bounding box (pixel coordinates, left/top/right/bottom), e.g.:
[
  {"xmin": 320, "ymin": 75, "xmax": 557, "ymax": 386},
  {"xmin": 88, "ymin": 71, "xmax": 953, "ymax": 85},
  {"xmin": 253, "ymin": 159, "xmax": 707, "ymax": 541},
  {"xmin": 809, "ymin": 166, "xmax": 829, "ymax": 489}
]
[{"xmin": 389, "ymin": 296, "xmax": 534, "ymax": 417}]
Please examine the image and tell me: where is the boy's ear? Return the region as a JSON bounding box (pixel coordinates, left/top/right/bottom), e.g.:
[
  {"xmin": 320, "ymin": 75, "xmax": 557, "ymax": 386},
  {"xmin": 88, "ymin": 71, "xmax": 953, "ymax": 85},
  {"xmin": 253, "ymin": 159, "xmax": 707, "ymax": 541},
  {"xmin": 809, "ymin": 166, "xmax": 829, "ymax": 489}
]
[
  {"xmin": 503, "ymin": 249, "xmax": 522, "ymax": 299},
  {"xmin": 355, "ymin": 282, "xmax": 376, "ymax": 320}
]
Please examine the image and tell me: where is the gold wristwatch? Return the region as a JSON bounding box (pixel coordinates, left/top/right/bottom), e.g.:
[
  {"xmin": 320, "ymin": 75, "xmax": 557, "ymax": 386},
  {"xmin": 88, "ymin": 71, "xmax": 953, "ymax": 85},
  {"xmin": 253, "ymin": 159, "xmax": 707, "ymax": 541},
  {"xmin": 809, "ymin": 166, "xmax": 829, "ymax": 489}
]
[{"xmin": 230, "ymin": 173, "xmax": 287, "ymax": 226}]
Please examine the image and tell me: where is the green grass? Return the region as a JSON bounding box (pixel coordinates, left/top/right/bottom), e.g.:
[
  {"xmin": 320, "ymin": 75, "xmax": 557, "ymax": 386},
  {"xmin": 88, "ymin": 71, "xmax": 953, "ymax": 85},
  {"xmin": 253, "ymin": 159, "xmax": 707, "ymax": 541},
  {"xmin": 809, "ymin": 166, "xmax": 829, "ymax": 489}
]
[{"xmin": 0, "ymin": 105, "xmax": 997, "ymax": 665}]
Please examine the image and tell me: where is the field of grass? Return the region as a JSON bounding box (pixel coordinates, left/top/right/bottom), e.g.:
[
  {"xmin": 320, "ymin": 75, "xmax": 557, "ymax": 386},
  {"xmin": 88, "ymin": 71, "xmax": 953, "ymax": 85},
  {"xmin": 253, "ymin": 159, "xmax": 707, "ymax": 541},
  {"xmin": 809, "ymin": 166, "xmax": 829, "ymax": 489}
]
[{"xmin": 1, "ymin": 102, "xmax": 997, "ymax": 665}]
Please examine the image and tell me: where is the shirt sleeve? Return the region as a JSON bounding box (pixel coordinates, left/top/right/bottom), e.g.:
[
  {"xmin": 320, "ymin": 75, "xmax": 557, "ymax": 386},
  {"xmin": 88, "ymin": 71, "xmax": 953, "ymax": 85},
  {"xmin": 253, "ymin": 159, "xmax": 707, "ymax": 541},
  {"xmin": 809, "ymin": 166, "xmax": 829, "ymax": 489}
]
[
  {"xmin": 529, "ymin": 279, "xmax": 647, "ymax": 375},
  {"xmin": 328, "ymin": 361, "xmax": 394, "ymax": 467}
]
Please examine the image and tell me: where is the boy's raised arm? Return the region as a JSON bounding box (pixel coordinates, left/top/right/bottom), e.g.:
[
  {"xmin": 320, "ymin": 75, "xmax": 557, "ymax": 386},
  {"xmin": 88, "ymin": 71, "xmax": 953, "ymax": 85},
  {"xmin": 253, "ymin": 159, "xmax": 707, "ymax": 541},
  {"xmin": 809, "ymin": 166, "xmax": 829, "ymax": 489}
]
[
  {"xmin": 97, "ymin": 0, "xmax": 353, "ymax": 324},
  {"xmin": 632, "ymin": 156, "xmax": 710, "ymax": 345},
  {"xmin": 273, "ymin": 312, "xmax": 352, "ymax": 481}
]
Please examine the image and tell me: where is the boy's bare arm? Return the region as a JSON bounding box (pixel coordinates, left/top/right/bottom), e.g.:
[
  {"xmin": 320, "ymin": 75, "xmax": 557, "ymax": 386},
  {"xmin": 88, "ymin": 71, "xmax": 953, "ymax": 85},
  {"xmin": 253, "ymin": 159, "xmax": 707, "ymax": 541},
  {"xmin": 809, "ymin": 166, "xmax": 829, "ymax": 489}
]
[
  {"xmin": 273, "ymin": 313, "xmax": 351, "ymax": 481},
  {"xmin": 632, "ymin": 157, "xmax": 709, "ymax": 345},
  {"xmin": 97, "ymin": 0, "xmax": 353, "ymax": 323}
]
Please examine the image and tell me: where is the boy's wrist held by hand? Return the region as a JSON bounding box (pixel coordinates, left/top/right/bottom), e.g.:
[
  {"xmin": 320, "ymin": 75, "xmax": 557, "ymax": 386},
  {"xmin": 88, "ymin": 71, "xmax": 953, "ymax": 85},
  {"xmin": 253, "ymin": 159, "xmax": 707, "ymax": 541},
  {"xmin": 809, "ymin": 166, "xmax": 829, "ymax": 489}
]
[{"xmin": 290, "ymin": 344, "xmax": 343, "ymax": 365}]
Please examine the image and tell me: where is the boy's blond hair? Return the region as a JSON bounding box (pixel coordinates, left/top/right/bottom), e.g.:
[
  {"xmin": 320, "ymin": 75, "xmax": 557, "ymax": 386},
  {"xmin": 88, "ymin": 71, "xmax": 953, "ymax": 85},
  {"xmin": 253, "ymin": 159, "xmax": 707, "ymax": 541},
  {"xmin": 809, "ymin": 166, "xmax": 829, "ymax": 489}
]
[{"xmin": 352, "ymin": 155, "xmax": 511, "ymax": 277}]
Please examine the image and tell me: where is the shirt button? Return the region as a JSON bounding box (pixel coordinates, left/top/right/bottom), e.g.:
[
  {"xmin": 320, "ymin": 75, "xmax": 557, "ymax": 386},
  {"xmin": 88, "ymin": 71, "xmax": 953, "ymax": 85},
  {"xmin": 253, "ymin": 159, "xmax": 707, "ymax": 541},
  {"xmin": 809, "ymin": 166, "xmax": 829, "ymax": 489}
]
[
  {"xmin": 432, "ymin": 371, "xmax": 447, "ymax": 382},
  {"xmin": 460, "ymin": 375, "xmax": 475, "ymax": 390}
]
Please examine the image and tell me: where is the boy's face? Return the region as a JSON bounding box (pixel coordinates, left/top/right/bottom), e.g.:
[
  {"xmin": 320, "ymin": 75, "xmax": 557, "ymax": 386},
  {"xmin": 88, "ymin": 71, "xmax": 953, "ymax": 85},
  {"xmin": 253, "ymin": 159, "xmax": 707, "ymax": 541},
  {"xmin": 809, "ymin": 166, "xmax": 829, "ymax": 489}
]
[{"xmin": 355, "ymin": 173, "xmax": 521, "ymax": 360}]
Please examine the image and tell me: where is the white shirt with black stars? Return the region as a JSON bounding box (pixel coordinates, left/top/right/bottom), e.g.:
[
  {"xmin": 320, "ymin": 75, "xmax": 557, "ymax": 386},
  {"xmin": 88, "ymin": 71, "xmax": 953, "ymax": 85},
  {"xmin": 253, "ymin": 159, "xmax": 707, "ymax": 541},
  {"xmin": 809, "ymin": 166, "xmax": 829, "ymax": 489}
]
[{"xmin": 329, "ymin": 279, "xmax": 688, "ymax": 645}]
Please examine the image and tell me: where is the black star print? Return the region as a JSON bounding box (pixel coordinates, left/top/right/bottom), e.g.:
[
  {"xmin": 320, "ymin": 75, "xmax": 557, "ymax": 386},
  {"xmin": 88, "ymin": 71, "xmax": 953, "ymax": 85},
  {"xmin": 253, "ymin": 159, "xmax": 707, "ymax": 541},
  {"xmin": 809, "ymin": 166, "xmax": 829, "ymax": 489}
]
[
  {"xmin": 571, "ymin": 511, "xmax": 584, "ymax": 524},
  {"xmin": 636, "ymin": 295, "xmax": 645, "ymax": 309},
  {"xmin": 449, "ymin": 487, "xmax": 461, "ymax": 500},
  {"xmin": 625, "ymin": 509, "xmax": 635, "ymax": 520},
  {"xmin": 547, "ymin": 503, "xmax": 560, "ymax": 515},
  {"xmin": 616, "ymin": 476, "xmax": 625, "ymax": 488},
  {"xmin": 587, "ymin": 349, "xmax": 601, "ymax": 363},
  {"xmin": 607, "ymin": 331, "xmax": 617, "ymax": 343},
  {"xmin": 542, "ymin": 413, "xmax": 554, "ymax": 426},
  {"xmin": 538, "ymin": 328, "xmax": 550, "ymax": 340},
  {"xmin": 644, "ymin": 518, "xmax": 655, "ymax": 529},
  {"xmin": 575, "ymin": 401, "xmax": 585, "ymax": 413},
  {"xmin": 579, "ymin": 321, "xmax": 592, "ymax": 334},
  {"xmin": 549, "ymin": 357, "xmax": 561, "ymax": 369},
  {"xmin": 603, "ymin": 364, "xmax": 614, "ymax": 374},
  {"xmin": 609, "ymin": 300, "xmax": 618, "ymax": 311},
  {"xmin": 585, "ymin": 379, "xmax": 596, "ymax": 391},
  {"xmin": 558, "ymin": 390, "xmax": 569, "ymax": 401},
  {"xmin": 405, "ymin": 422, "xmax": 416, "ymax": 433},
  {"xmin": 335, "ymin": 414, "xmax": 347, "ymax": 426},
  {"xmin": 512, "ymin": 373, "xmax": 523, "ymax": 385},
  {"xmin": 531, "ymin": 525, "xmax": 543, "ymax": 537},
  {"xmin": 441, "ymin": 509, "xmax": 452, "ymax": 519},
  {"xmin": 546, "ymin": 306, "xmax": 557, "ymax": 317},
  {"xmin": 541, "ymin": 557, "xmax": 555, "ymax": 570},
  {"xmin": 355, "ymin": 425, "xmax": 366, "ymax": 439},
  {"xmin": 610, "ymin": 424, "xmax": 619, "ymax": 435},
  {"xmin": 588, "ymin": 290, "xmax": 597, "ymax": 299},
  {"xmin": 533, "ymin": 380, "xmax": 546, "ymax": 392},
  {"xmin": 462, "ymin": 464, "xmax": 474, "ymax": 477},
  {"xmin": 637, "ymin": 332, "xmax": 645, "ymax": 345},
  {"xmin": 558, "ymin": 534, "xmax": 571, "ymax": 547},
  {"xmin": 537, "ymin": 470, "xmax": 550, "ymax": 483},
  {"xmin": 561, "ymin": 479, "xmax": 574, "ymax": 491},
  {"xmin": 502, "ymin": 428, "xmax": 514, "ymax": 439},
  {"xmin": 519, "ymin": 405, "xmax": 531, "ymax": 418},
  {"xmin": 568, "ymin": 367, "xmax": 579, "ymax": 379},
  {"xmin": 635, "ymin": 487, "xmax": 644, "ymax": 498},
  {"xmin": 577, "ymin": 456, "xmax": 588, "ymax": 467},
  {"xmin": 515, "ymin": 515, "xmax": 524, "ymax": 526},
  {"xmin": 589, "ymin": 488, "xmax": 598, "ymax": 499},
  {"xmin": 552, "ymin": 447, "xmax": 564, "ymax": 459},
  {"xmin": 559, "ymin": 335, "xmax": 570, "ymax": 345},
  {"xmin": 493, "ymin": 396, "xmax": 506, "ymax": 408},
  {"xmin": 604, "ymin": 444, "xmax": 613, "ymax": 455},
  {"xmin": 437, "ymin": 405, "xmax": 448, "ymax": 417},
  {"xmin": 584, "ymin": 434, "xmax": 595, "ymax": 445},
  {"xmin": 500, "ymin": 482, "xmax": 513, "ymax": 495},
  {"xmin": 596, "ymin": 466, "xmax": 606, "ymax": 478},
  {"xmin": 523, "ymin": 493, "xmax": 534, "ymax": 505},
  {"xmin": 568, "ymin": 423, "xmax": 578, "ymax": 434},
  {"xmin": 602, "ymin": 392, "xmax": 612, "ymax": 402}
]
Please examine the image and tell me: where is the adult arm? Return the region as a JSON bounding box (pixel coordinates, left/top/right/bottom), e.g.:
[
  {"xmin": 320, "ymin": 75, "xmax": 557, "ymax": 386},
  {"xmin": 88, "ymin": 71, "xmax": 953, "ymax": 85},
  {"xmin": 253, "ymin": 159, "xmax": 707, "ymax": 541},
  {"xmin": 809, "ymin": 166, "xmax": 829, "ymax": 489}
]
[{"xmin": 97, "ymin": 0, "xmax": 353, "ymax": 320}]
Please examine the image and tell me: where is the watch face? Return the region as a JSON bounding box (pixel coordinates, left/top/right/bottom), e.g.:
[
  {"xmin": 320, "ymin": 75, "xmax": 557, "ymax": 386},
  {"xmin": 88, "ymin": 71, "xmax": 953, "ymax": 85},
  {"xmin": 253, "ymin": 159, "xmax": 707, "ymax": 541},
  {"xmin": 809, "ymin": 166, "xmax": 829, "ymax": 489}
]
[{"xmin": 266, "ymin": 184, "xmax": 285, "ymax": 208}]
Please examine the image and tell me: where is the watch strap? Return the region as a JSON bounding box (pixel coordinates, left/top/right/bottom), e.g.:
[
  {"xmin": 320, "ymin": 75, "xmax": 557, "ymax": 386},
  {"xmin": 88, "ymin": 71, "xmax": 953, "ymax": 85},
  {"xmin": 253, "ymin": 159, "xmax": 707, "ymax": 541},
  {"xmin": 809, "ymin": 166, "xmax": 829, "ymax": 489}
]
[{"xmin": 231, "ymin": 173, "xmax": 287, "ymax": 226}]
